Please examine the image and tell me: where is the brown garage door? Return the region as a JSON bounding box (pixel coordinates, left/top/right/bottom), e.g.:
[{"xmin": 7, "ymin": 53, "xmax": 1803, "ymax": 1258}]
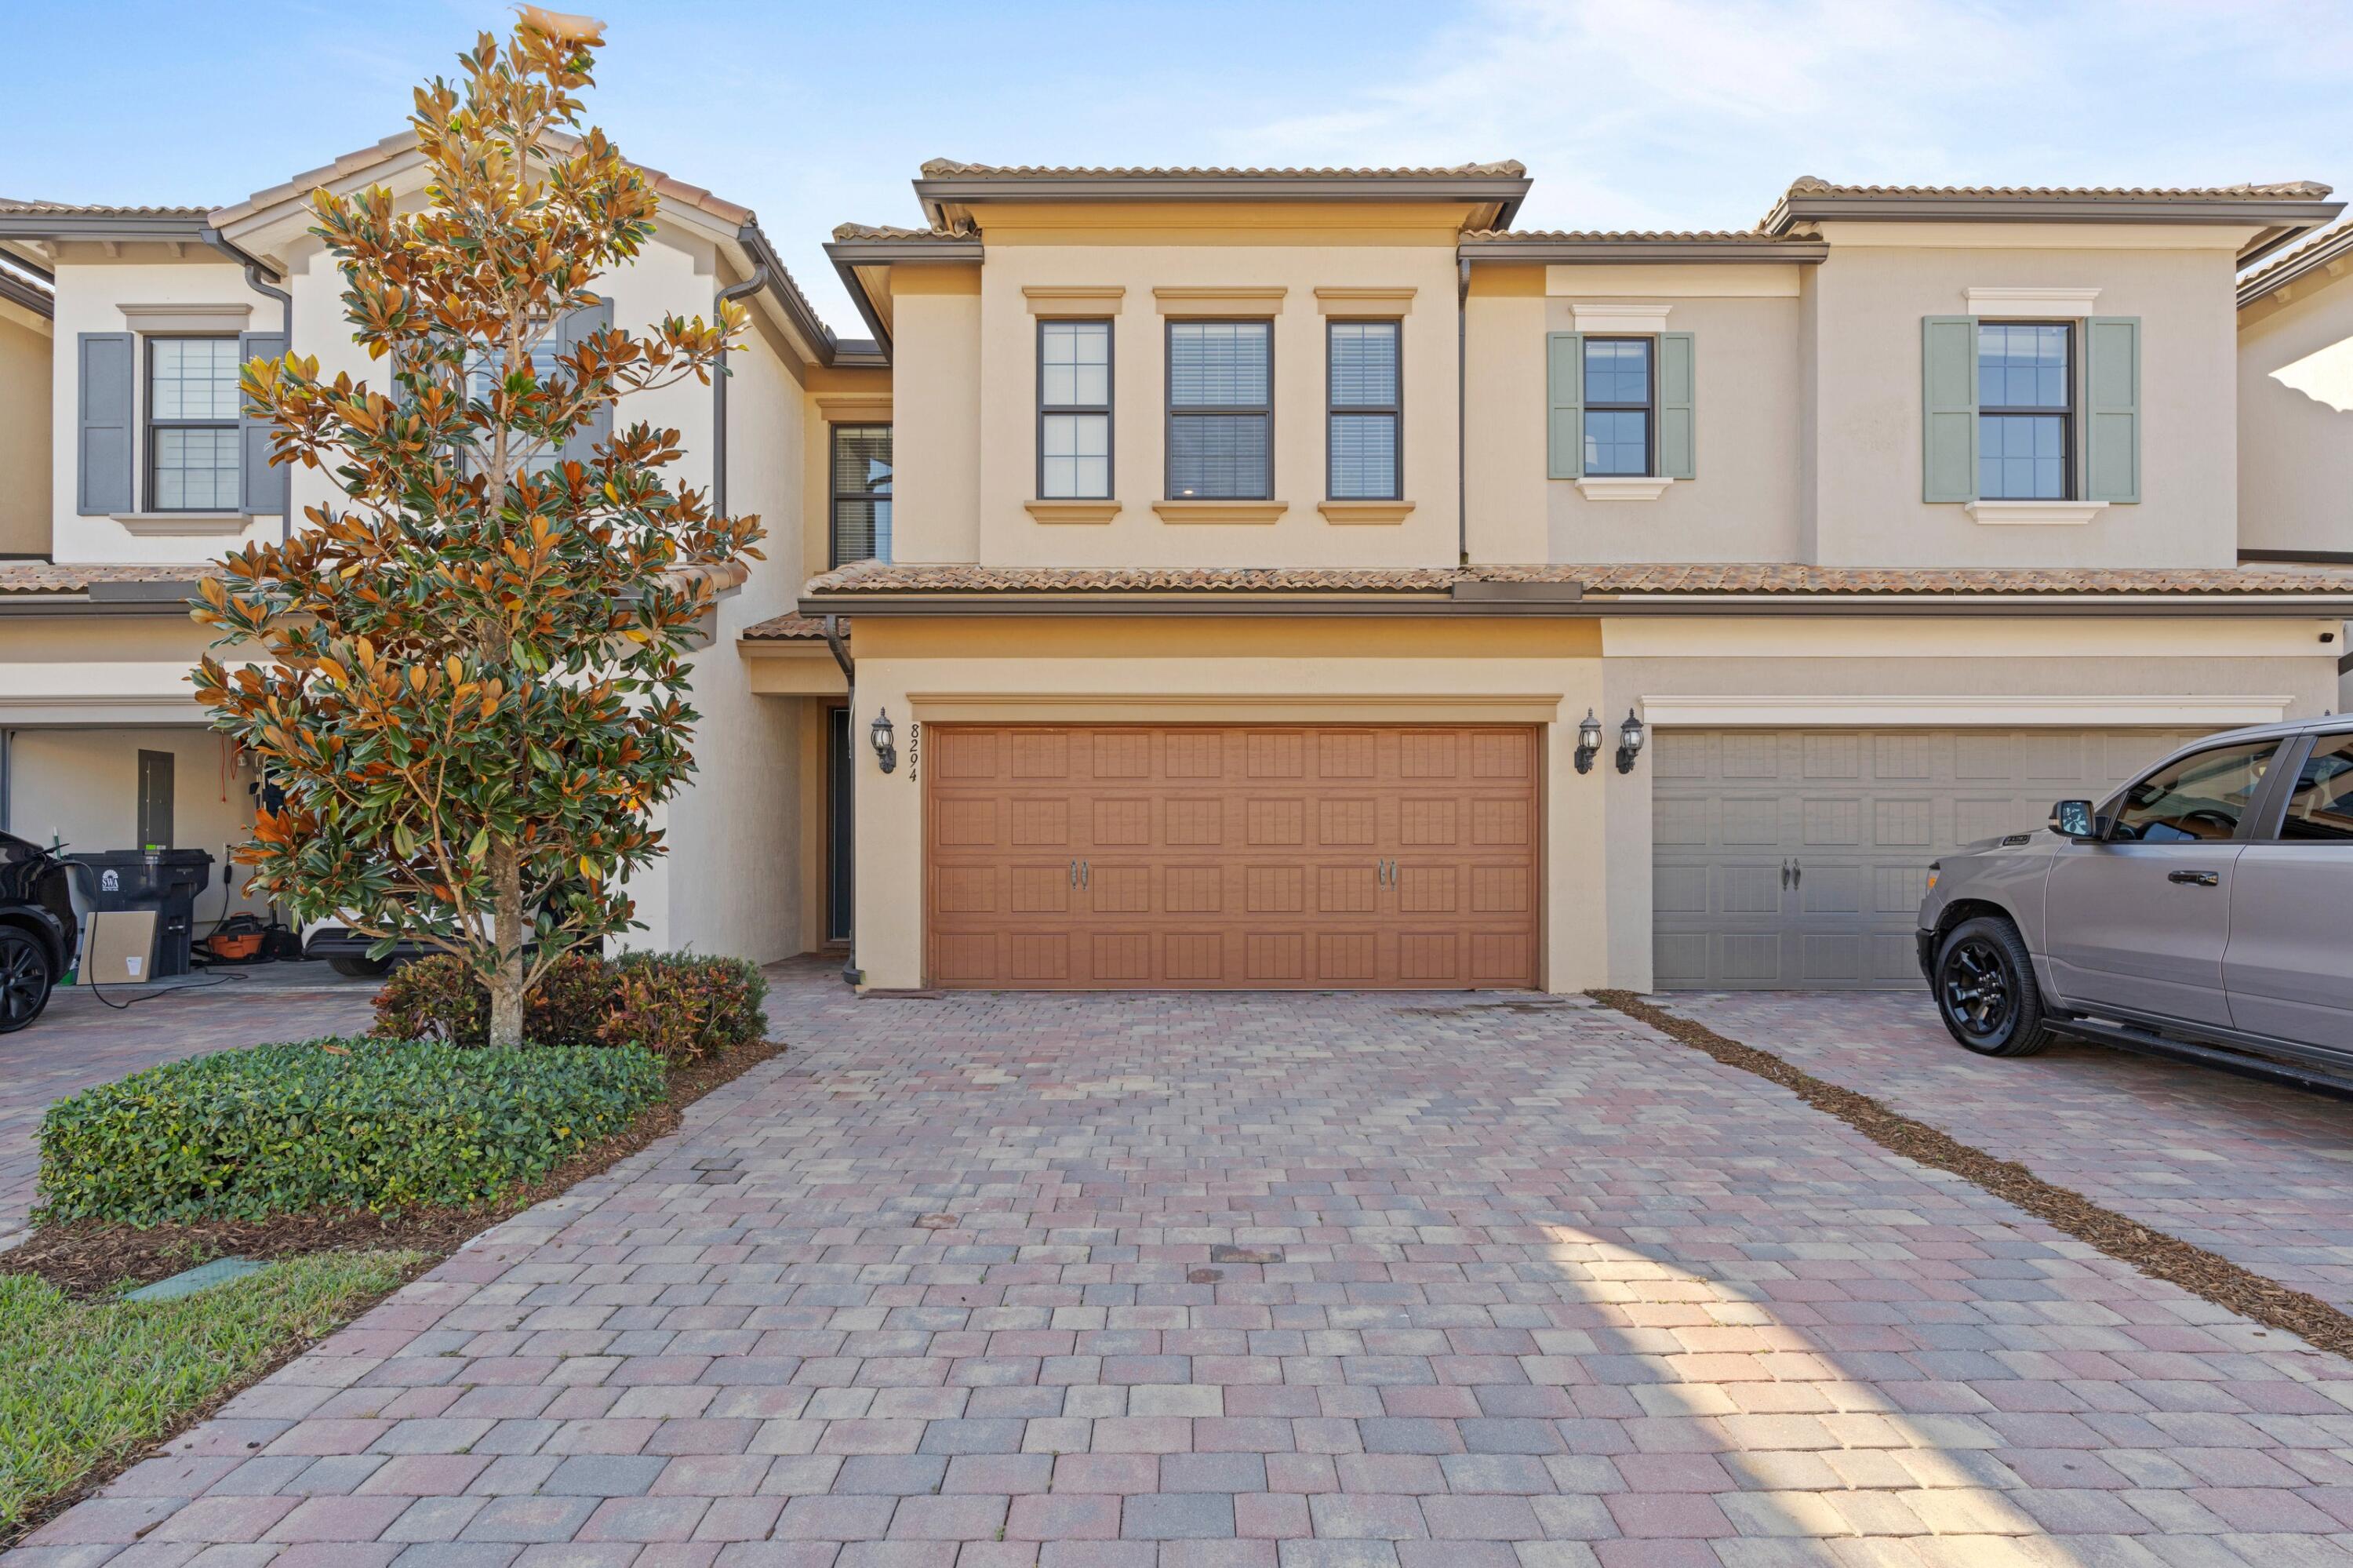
[
  {"xmin": 926, "ymin": 725, "xmax": 1540, "ymax": 989},
  {"xmin": 1653, "ymin": 726, "xmax": 2203, "ymax": 989}
]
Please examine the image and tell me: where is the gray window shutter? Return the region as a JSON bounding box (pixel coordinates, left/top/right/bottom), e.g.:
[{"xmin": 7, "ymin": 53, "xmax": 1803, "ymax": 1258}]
[
  {"xmin": 559, "ymin": 297, "xmax": 613, "ymax": 465},
  {"xmin": 1921, "ymin": 316, "xmax": 1978, "ymax": 503},
  {"xmin": 1546, "ymin": 331, "xmax": 1583, "ymax": 479},
  {"xmin": 1658, "ymin": 331, "xmax": 1695, "ymax": 480},
  {"xmin": 237, "ymin": 331, "xmax": 288, "ymax": 516},
  {"xmin": 2084, "ymin": 316, "xmax": 2140, "ymax": 504},
  {"xmin": 76, "ymin": 332, "xmax": 136, "ymax": 515}
]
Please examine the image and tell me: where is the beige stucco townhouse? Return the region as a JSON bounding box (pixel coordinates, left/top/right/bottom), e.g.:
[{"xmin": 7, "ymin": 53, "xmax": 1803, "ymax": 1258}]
[{"xmin": 5, "ymin": 145, "xmax": 2351, "ymax": 995}]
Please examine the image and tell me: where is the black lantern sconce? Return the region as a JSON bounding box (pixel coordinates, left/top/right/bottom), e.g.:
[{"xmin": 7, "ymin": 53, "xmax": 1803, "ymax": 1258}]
[
  {"xmin": 1573, "ymin": 709, "xmax": 1603, "ymax": 774},
  {"xmin": 870, "ymin": 708, "xmax": 898, "ymax": 774},
  {"xmin": 1616, "ymin": 708, "xmax": 1646, "ymax": 774}
]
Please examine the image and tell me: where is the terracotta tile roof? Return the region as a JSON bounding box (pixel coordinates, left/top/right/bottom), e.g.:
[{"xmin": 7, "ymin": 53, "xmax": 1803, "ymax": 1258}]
[
  {"xmin": 0, "ymin": 562, "xmax": 219, "ymax": 595},
  {"xmin": 0, "ymin": 199, "xmax": 214, "ymax": 217},
  {"xmin": 802, "ymin": 561, "xmax": 2353, "ymax": 599},
  {"xmin": 1464, "ymin": 227, "xmax": 1783, "ymax": 243},
  {"xmin": 2239, "ymin": 218, "xmax": 2353, "ymax": 305},
  {"xmin": 1782, "ymin": 176, "xmax": 2334, "ymax": 201},
  {"xmin": 742, "ymin": 612, "xmax": 843, "ymax": 641},
  {"xmin": 918, "ymin": 160, "xmax": 1527, "ymax": 180},
  {"xmin": 829, "ymin": 223, "xmax": 976, "ymax": 243}
]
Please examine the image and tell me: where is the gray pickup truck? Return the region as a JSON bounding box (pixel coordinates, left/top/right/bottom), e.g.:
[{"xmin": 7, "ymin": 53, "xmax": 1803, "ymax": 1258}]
[{"xmin": 1918, "ymin": 714, "xmax": 2353, "ymax": 1089}]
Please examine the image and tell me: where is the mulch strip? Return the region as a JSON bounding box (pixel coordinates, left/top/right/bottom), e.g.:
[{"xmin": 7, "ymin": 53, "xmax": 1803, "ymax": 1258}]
[
  {"xmin": 5, "ymin": 1036, "xmax": 789, "ymax": 1299},
  {"xmin": 1588, "ymin": 989, "xmax": 2353, "ymax": 1360}
]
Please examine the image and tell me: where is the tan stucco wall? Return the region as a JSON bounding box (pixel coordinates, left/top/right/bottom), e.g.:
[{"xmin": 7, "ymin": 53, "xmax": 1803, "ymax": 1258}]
[
  {"xmin": 2238, "ymin": 272, "xmax": 2353, "ymax": 555},
  {"xmin": 1462, "ymin": 267, "xmax": 1546, "ymax": 564},
  {"xmin": 0, "ymin": 300, "xmax": 53, "ymax": 557},
  {"xmin": 889, "ymin": 267, "xmax": 982, "ymax": 565},
  {"xmin": 1802, "ymin": 228, "xmax": 2244, "ymax": 569}
]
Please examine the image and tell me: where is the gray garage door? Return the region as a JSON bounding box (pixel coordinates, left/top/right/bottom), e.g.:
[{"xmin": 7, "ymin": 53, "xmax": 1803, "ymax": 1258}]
[{"xmin": 1653, "ymin": 727, "xmax": 2202, "ymax": 990}]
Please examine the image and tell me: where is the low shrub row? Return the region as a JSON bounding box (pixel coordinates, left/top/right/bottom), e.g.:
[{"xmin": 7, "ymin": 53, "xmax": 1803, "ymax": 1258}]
[
  {"xmin": 35, "ymin": 1039, "xmax": 667, "ymax": 1225},
  {"xmin": 372, "ymin": 951, "xmax": 767, "ymax": 1060}
]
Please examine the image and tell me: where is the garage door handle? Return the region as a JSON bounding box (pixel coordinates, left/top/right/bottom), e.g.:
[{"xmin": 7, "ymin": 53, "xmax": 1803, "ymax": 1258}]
[
  {"xmin": 2168, "ymin": 869, "xmax": 2218, "ymax": 886},
  {"xmin": 1080, "ymin": 860, "xmax": 1089, "ymax": 888}
]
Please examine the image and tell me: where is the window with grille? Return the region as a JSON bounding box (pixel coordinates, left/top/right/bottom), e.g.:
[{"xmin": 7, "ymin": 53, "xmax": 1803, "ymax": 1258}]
[
  {"xmin": 1038, "ymin": 320, "xmax": 1111, "ymax": 499},
  {"xmin": 1166, "ymin": 320, "xmax": 1271, "ymax": 500},
  {"xmin": 147, "ymin": 337, "xmax": 241, "ymax": 511},
  {"xmin": 1580, "ymin": 337, "xmax": 1652, "ymax": 478},
  {"xmin": 1977, "ymin": 322, "xmax": 2072, "ymax": 500}
]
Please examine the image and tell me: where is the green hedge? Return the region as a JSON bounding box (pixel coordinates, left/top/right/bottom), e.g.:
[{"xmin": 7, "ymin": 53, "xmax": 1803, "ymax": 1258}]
[
  {"xmin": 373, "ymin": 951, "xmax": 767, "ymax": 1060},
  {"xmin": 35, "ymin": 1039, "xmax": 666, "ymax": 1225}
]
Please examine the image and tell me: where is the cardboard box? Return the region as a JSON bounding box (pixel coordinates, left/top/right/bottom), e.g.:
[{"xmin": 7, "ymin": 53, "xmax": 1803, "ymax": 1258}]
[{"xmin": 83, "ymin": 908, "xmax": 159, "ymax": 984}]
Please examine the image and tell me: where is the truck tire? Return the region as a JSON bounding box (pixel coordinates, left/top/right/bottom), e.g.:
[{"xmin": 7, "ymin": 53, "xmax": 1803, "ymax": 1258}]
[
  {"xmin": 0, "ymin": 926, "xmax": 56, "ymax": 1034},
  {"xmin": 1933, "ymin": 915, "xmax": 2053, "ymax": 1057}
]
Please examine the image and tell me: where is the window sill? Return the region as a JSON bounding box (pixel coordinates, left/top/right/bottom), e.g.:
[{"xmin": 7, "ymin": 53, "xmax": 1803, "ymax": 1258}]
[
  {"xmin": 1573, "ymin": 476, "xmax": 1675, "ymax": 501},
  {"xmin": 1318, "ymin": 500, "xmax": 1415, "ymax": 525},
  {"xmin": 1153, "ymin": 499, "xmax": 1289, "ymax": 524},
  {"xmin": 1025, "ymin": 499, "xmax": 1122, "ymax": 524},
  {"xmin": 1966, "ymin": 499, "xmax": 2108, "ymax": 526},
  {"xmin": 109, "ymin": 512, "xmax": 257, "ymax": 536}
]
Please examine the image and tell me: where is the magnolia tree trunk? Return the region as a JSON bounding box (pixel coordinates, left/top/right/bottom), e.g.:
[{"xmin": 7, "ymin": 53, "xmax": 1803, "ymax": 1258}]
[{"xmin": 489, "ymin": 839, "xmax": 527, "ymax": 1047}]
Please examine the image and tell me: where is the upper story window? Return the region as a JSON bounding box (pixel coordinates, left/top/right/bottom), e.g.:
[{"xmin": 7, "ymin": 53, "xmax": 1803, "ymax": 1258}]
[
  {"xmin": 1582, "ymin": 337, "xmax": 1652, "ymax": 478},
  {"xmin": 1977, "ymin": 322, "xmax": 2071, "ymax": 500},
  {"xmin": 1038, "ymin": 320, "xmax": 1111, "ymax": 500},
  {"xmin": 147, "ymin": 336, "xmax": 241, "ymax": 511},
  {"xmin": 1166, "ymin": 320, "xmax": 1271, "ymax": 500},
  {"xmin": 1327, "ymin": 321, "xmax": 1400, "ymax": 500},
  {"xmin": 830, "ymin": 424, "xmax": 892, "ymax": 566}
]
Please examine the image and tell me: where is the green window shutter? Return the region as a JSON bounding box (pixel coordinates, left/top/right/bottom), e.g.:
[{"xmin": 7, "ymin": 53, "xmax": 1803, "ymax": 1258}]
[
  {"xmin": 2084, "ymin": 316, "xmax": 2140, "ymax": 504},
  {"xmin": 77, "ymin": 332, "xmax": 136, "ymax": 515},
  {"xmin": 237, "ymin": 331, "xmax": 288, "ymax": 516},
  {"xmin": 1546, "ymin": 331, "xmax": 1583, "ymax": 479},
  {"xmin": 1658, "ymin": 331, "xmax": 1695, "ymax": 480},
  {"xmin": 1921, "ymin": 315, "xmax": 1977, "ymax": 503}
]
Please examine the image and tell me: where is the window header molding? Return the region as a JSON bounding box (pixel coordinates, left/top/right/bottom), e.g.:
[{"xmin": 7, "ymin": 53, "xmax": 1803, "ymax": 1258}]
[
  {"xmin": 1963, "ymin": 285, "xmax": 2102, "ymax": 317},
  {"xmin": 1568, "ymin": 300, "xmax": 1672, "ymax": 333},
  {"xmin": 1315, "ymin": 286, "xmax": 1417, "ymax": 316},
  {"xmin": 1155, "ymin": 285, "xmax": 1287, "ymax": 316},
  {"xmin": 1023, "ymin": 284, "xmax": 1126, "ymax": 316},
  {"xmin": 116, "ymin": 300, "xmax": 253, "ymax": 333}
]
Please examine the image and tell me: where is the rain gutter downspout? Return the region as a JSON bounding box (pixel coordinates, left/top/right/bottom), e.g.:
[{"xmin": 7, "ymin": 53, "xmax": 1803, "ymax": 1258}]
[
  {"xmin": 1457, "ymin": 256, "xmax": 1470, "ymax": 566},
  {"xmin": 820, "ymin": 614, "xmax": 860, "ymax": 986},
  {"xmin": 711, "ymin": 262, "xmax": 772, "ymax": 519},
  {"xmin": 202, "ymin": 229, "xmax": 294, "ymax": 540}
]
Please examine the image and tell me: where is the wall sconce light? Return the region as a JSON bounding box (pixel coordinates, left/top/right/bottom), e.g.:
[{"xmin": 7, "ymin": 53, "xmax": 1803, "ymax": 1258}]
[
  {"xmin": 870, "ymin": 708, "xmax": 898, "ymax": 774},
  {"xmin": 1616, "ymin": 708, "xmax": 1646, "ymax": 774},
  {"xmin": 1574, "ymin": 709, "xmax": 1602, "ymax": 774}
]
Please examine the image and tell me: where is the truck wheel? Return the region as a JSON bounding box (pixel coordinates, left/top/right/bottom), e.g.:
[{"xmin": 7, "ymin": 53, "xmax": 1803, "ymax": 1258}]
[
  {"xmin": 327, "ymin": 953, "xmax": 396, "ymax": 979},
  {"xmin": 1933, "ymin": 916, "xmax": 2053, "ymax": 1057},
  {"xmin": 0, "ymin": 927, "xmax": 55, "ymax": 1034}
]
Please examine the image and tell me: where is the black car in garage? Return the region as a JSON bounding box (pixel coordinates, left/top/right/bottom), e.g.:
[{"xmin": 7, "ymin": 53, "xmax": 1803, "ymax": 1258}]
[{"xmin": 0, "ymin": 831, "xmax": 77, "ymax": 1032}]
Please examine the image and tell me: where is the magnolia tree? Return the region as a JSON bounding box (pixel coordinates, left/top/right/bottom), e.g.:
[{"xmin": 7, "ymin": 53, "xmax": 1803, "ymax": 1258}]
[{"xmin": 195, "ymin": 11, "xmax": 764, "ymax": 1047}]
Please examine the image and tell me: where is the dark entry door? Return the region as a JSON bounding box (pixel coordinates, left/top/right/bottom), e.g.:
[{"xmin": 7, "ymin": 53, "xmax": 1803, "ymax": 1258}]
[{"xmin": 827, "ymin": 707, "xmax": 853, "ymax": 943}]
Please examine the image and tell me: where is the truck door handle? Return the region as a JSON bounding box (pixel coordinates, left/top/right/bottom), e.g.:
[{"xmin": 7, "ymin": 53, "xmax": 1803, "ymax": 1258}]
[{"xmin": 2167, "ymin": 869, "xmax": 2218, "ymax": 886}]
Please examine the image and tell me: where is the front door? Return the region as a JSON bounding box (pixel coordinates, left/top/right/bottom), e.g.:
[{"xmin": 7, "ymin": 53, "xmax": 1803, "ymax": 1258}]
[
  {"xmin": 2042, "ymin": 737, "xmax": 2280, "ymax": 1028},
  {"xmin": 2224, "ymin": 731, "xmax": 2353, "ymax": 1052}
]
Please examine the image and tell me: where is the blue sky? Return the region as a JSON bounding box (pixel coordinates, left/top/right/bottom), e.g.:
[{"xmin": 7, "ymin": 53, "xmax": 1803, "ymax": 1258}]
[{"xmin": 9, "ymin": 0, "xmax": 2351, "ymax": 337}]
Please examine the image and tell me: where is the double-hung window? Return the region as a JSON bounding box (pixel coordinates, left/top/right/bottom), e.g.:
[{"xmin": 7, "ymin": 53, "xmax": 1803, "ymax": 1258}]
[
  {"xmin": 1977, "ymin": 322, "xmax": 2071, "ymax": 500},
  {"xmin": 1581, "ymin": 337, "xmax": 1652, "ymax": 478},
  {"xmin": 1166, "ymin": 320, "xmax": 1272, "ymax": 500},
  {"xmin": 1326, "ymin": 320, "xmax": 1400, "ymax": 500},
  {"xmin": 829, "ymin": 424, "xmax": 893, "ymax": 566},
  {"xmin": 146, "ymin": 336, "xmax": 241, "ymax": 511},
  {"xmin": 1038, "ymin": 320, "xmax": 1111, "ymax": 499}
]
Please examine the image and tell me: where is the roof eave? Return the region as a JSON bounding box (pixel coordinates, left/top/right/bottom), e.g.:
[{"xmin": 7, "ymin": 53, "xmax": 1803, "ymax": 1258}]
[
  {"xmin": 1764, "ymin": 193, "xmax": 2345, "ymax": 261},
  {"xmin": 1461, "ymin": 237, "xmax": 1827, "ymax": 265},
  {"xmin": 0, "ymin": 211, "xmax": 215, "ymax": 243},
  {"xmin": 915, "ymin": 173, "xmax": 1532, "ymax": 231},
  {"xmin": 821, "ymin": 235, "xmax": 987, "ymax": 362},
  {"xmin": 2239, "ymin": 225, "xmax": 2353, "ymax": 310},
  {"xmin": 802, "ymin": 588, "xmax": 2353, "ymax": 620},
  {"xmin": 0, "ymin": 266, "xmax": 54, "ymax": 318}
]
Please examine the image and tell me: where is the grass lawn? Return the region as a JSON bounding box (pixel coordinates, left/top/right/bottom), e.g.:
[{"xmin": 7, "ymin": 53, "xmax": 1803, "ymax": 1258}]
[{"xmin": 0, "ymin": 1250, "xmax": 423, "ymax": 1537}]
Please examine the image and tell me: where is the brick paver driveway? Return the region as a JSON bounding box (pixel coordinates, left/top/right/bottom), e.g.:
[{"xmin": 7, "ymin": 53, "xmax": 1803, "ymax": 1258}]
[{"xmin": 15, "ymin": 964, "xmax": 2353, "ymax": 1567}]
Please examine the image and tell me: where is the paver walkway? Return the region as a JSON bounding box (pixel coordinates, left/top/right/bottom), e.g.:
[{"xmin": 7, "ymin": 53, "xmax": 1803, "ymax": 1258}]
[
  {"xmin": 13, "ymin": 964, "xmax": 2353, "ymax": 1567},
  {"xmin": 1667, "ymin": 991, "xmax": 2353, "ymax": 1319},
  {"xmin": 0, "ymin": 973, "xmax": 378, "ymax": 1247}
]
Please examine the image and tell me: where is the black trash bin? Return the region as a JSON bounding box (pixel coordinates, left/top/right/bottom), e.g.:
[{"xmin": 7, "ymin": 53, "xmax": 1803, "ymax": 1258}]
[{"xmin": 72, "ymin": 849, "xmax": 214, "ymax": 979}]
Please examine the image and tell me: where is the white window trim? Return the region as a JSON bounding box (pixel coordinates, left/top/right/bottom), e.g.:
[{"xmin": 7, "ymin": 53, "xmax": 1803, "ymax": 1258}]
[
  {"xmin": 1567, "ymin": 300, "xmax": 1671, "ymax": 333},
  {"xmin": 1573, "ymin": 475, "xmax": 1675, "ymax": 501},
  {"xmin": 1965, "ymin": 499, "xmax": 2108, "ymax": 526},
  {"xmin": 1962, "ymin": 286, "xmax": 2101, "ymax": 318}
]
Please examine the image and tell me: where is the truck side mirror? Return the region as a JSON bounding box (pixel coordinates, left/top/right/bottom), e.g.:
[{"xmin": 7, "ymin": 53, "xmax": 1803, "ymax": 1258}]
[{"xmin": 2049, "ymin": 799, "xmax": 2097, "ymax": 840}]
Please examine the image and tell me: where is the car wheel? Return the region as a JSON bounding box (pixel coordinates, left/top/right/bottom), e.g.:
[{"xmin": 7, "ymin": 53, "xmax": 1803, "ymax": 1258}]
[
  {"xmin": 1933, "ymin": 915, "xmax": 2053, "ymax": 1057},
  {"xmin": 0, "ymin": 927, "xmax": 55, "ymax": 1034},
  {"xmin": 326, "ymin": 952, "xmax": 397, "ymax": 980}
]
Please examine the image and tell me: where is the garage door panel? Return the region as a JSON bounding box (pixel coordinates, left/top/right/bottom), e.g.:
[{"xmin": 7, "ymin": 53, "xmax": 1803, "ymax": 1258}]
[
  {"xmin": 1656, "ymin": 726, "xmax": 2202, "ymax": 990},
  {"xmin": 929, "ymin": 725, "xmax": 1539, "ymax": 990}
]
